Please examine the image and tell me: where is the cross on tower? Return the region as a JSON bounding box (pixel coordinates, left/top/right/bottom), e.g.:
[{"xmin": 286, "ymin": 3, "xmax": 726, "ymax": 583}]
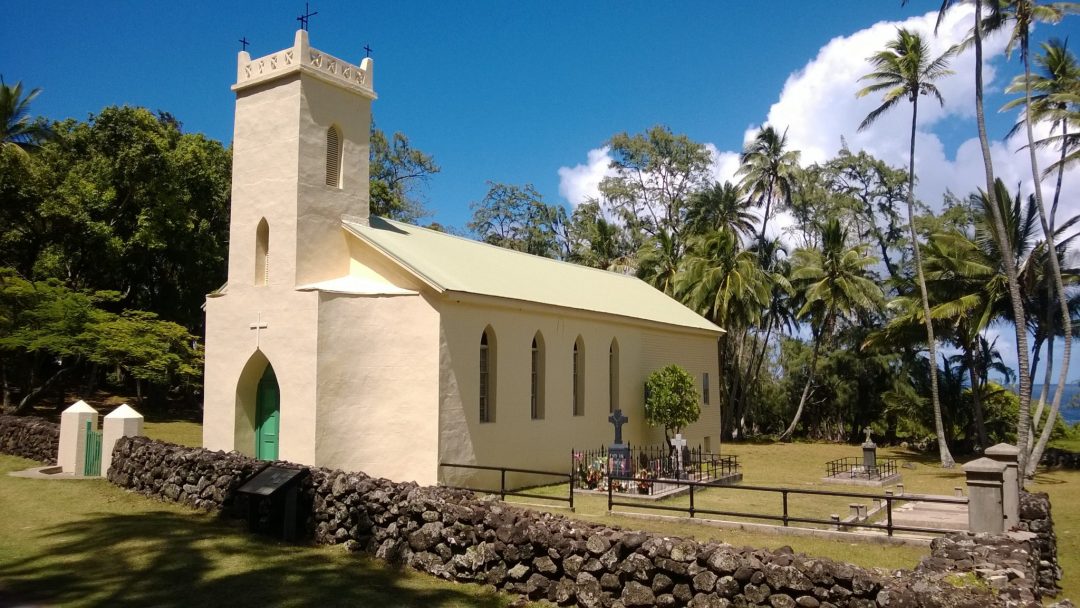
[
  {"xmin": 297, "ymin": 2, "xmax": 318, "ymax": 31},
  {"xmin": 249, "ymin": 313, "xmax": 269, "ymax": 347},
  {"xmin": 364, "ymin": 44, "xmax": 373, "ymax": 58},
  {"xmin": 608, "ymin": 409, "xmax": 628, "ymax": 445},
  {"xmin": 239, "ymin": 36, "xmax": 251, "ymax": 52}
]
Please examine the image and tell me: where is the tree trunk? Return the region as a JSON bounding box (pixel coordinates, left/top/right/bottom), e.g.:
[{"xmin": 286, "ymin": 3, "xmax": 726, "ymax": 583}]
[
  {"xmin": 908, "ymin": 94, "xmax": 955, "ymax": 467},
  {"xmin": 966, "ymin": 350, "xmax": 989, "ymax": 449},
  {"xmin": 972, "ymin": 2, "xmax": 1033, "ymax": 484},
  {"xmin": 13, "ymin": 367, "xmax": 70, "ymax": 414},
  {"xmin": 758, "ymin": 180, "xmax": 775, "ymax": 256},
  {"xmin": 780, "ymin": 337, "xmax": 822, "ymax": 441},
  {"xmin": 1020, "ymin": 43, "xmax": 1072, "ymax": 478}
]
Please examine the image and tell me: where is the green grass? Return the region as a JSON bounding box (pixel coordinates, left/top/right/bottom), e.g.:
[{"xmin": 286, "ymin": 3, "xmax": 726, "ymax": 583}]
[
  {"xmin": 508, "ymin": 441, "xmax": 1080, "ymax": 600},
  {"xmin": 16, "ymin": 418, "xmax": 1078, "ymax": 602},
  {"xmin": 0, "ymin": 454, "xmax": 525, "ymax": 608}
]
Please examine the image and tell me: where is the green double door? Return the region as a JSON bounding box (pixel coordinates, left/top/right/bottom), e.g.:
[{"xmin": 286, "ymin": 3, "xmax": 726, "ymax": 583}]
[{"xmin": 256, "ymin": 366, "xmax": 280, "ymax": 460}]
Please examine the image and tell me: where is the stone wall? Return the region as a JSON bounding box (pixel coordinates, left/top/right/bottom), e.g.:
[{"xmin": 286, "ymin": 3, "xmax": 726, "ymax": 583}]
[
  {"xmin": 1016, "ymin": 492, "xmax": 1059, "ymax": 597},
  {"xmin": 108, "ymin": 436, "xmax": 1062, "ymax": 608},
  {"xmin": 1039, "ymin": 448, "xmax": 1080, "ymax": 469},
  {"xmin": 0, "ymin": 414, "xmax": 59, "ymax": 464}
]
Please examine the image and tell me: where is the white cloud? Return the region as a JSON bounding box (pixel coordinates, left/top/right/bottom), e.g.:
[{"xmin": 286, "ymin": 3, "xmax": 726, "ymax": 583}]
[{"xmin": 557, "ymin": 146, "xmax": 615, "ymax": 207}]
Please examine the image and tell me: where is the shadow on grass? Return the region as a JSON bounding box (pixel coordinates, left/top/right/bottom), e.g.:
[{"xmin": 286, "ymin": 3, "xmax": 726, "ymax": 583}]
[{"xmin": 0, "ymin": 511, "xmax": 507, "ymax": 608}]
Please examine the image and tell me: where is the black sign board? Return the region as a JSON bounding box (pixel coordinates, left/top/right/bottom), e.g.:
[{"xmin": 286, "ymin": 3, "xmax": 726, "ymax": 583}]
[{"xmin": 237, "ymin": 466, "xmax": 305, "ymax": 497}]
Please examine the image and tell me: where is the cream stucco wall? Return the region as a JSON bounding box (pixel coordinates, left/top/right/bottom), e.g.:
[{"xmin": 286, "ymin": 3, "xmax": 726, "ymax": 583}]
[
  {"xmin": 313, "ymin": 291, "xmax": 441, "ymax": 485},
  {"xmin": 436, "ymin": 296, "xmax": 721, "ymax": 488},
  {"xmin": 203, "ymin": 286, "xmax": 320, "ymax": 464}
]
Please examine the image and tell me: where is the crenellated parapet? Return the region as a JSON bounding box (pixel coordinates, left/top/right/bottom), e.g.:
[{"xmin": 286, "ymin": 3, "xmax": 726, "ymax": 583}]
[{"xmin": 233, "ymin": 29, "xmax": 375, "ymax": 98}]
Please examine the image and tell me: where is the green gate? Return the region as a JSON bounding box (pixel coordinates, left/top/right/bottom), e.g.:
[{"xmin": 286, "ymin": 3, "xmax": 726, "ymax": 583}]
[{"xmin": 83, "ymin": 420, "xmax": 102, "ymax": 476}]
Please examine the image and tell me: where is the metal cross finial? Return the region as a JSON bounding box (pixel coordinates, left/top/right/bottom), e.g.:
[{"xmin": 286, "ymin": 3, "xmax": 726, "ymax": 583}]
[
  {"xmin": 364, "ymin": 44, "xmax": 373, "ymax": 58},
  {"xmin": 608, "ymin": 409, "xmax": 628, "ymax": 445},
  {"xmin": 297, "ymin": 2, "xmax": 318, "ymax": 31},
  {"xmin": 239, "ymin": 36, "xmax": 251, "ymax": 52}
]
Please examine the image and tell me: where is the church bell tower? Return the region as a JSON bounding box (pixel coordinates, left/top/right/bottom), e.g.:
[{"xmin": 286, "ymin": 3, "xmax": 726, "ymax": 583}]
[{"xmin": 227, "ymin": 30, "xmax": 376, "ymax": 289}]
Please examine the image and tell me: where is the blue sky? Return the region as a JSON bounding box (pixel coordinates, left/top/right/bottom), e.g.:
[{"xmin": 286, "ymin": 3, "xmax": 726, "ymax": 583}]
[{"xmin": 4, "ymin": 1, "xmax": 1079, "ymax": 381}]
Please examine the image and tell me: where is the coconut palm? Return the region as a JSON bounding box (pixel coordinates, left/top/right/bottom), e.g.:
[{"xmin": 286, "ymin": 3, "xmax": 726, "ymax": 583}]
[
  {"xmin": 736, "ymin": 126, "xmax": 800, "ymax": 253},
  {"xmin": 857, "ymin": 27, "xmax": 956, "ymax": 466},
  {"xmin": 781, "ymin": 219, "xmax": 883, "ymax": 440},
  {"xmin": 936, "ymin": 0, "xmax": 1036, "ymax": 478},
  {"xmin": 0, "ymin": 79, "xmax": 52, "ymax": 156},
  {"xmin": 686, "ymin": 181, "xmax": 757, "ymax": 241},
  {"xmin": 992, "ymin": 1, "xmax": 1078, "ymax": 473}
]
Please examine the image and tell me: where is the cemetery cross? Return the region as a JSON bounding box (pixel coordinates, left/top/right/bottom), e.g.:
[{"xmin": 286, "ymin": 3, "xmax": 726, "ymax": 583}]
[{"xmin": 608, "ymin": 409, "xmax": 628, "ymax": 445}]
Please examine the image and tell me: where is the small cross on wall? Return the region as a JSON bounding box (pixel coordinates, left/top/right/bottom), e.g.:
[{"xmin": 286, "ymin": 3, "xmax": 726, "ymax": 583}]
[{"xmin": 249, "ymin": 313, "xmax": 269, "ymax": 347}]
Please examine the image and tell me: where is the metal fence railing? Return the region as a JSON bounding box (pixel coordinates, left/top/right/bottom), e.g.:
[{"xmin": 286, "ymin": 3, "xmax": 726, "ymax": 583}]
[
  {"xmin": 574, "ymin": 445, "xmax": 739, "ymax": 496},
  {"xmin": 439, "ymin": 462, "xmax": 574, "ymax": 509},
  {"xmin": 606, "ymin": 475, "xmax": 968, "ymax": 537},
  {"xmin": 824, "ymin": 457, "xmax": 898, "ymax": 480}
]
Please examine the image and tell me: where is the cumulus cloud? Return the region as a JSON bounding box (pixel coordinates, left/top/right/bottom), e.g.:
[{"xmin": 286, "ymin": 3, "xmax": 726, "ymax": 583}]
[{"xmin": 557, "ymin": 143, "xmax": 743, "ymax": 208}]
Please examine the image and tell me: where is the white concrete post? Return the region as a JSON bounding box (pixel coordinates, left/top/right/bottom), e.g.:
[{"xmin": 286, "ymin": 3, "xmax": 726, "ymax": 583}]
[
  {"xmin": 102, "ymin": 404, "xmax": 144, "ymax": 476},
  {"xmin": 963, "ymin": 457, "xmax": 1007, "ymax": 534},
  {"xmin": 58, "ymin": 400, "xmax": 98, "ymax": 476},
  {"xmin": 984, "ymin": 443, "xmax": 1020, "ymax": 530}
]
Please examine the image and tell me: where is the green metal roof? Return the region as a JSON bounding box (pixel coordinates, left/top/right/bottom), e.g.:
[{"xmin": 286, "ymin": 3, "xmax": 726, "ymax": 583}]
[{"xmin": 342, "ymin": 216, "xmax": 723, "ymax": 335}]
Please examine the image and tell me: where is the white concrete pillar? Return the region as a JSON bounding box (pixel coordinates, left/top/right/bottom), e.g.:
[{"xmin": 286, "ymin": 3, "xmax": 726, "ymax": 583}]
[
  {"xmin": 984, "ymin": 443, "xmax": 1020, "ymax": 530},
  {"xmin": 102, "ymin": 404, "xmax": 144, "ymax": 476},
  {"xmin": 963, "ymin": 457, "xmax": 1006, "ymax": 534},
  {"xmin": 58, "ymin": 400, "xmax": 99, "ymax": 476}
]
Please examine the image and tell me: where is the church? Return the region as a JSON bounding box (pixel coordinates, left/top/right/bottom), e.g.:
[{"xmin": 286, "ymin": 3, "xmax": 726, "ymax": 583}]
[{"xmin": 202, "ymin": 30, "xmax": 725, "ymax": 487}]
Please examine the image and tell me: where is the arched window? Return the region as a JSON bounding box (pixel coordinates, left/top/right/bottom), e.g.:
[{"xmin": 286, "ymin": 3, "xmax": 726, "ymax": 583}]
[
  {"xmin": 254, "ymin": 218, "xmax": 269, "ymax": 286},
  {"xmin": 572, "ymin": 336, "xmax": 585, "ymax": 416},
  {"xmin": 325, "ymin": 125, "xmax": 342, "ymax": 188},
  {"xmin": 480, "ymin": 327, "xmax": 496, "ymax": 423},
  {"xmin": 609, "ymin": 339, "xmax": 620, "ymax": 413},
  {"xmin": 531, "ymin": 332, "xmax": 545, "ymax": 420}
]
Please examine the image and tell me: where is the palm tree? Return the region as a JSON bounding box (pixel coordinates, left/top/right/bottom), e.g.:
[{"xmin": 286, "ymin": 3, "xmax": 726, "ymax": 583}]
[
  {"xmin": 736, "ymin": 126, "xmax": 800, "ymax": 253},
  {"xmin": 0, "ymin": 79, "xmax": 52, "ymax": 155},
  {"xmin": 781, "ymin": 219, "xmax": 883, "ymax": 440},
  {"xmin": 936, "ymin": 0, "xmax": 1035, "ymax": 479},
  {"xmin": 857, "ymin": 27, "xmax": 956, "ymax": 466},
  {"xmin": 686, "ymin": 181, "xmax": 758, "ymax": 241},
  {"xmin": 993, "ymin": 1, "xmax": 1078, "ymax": 474},
  {"xmin": 636, "ymin": 230, "xmax": 681, "ymax": 296}
]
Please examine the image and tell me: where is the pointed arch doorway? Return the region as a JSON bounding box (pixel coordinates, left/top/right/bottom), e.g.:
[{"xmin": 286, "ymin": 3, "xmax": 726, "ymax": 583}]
[{"xmin": 255, "ymin": 365, "xmax": 280, "ymax": 460}]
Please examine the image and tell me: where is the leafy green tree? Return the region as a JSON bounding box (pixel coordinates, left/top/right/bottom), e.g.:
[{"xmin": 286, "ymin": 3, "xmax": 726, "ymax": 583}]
[
  {"xmin": 781, "ymin": 219, "xmax": 882, "ymax": 440},
  {"xmin": 87, "ymin": 310, "xmax": 201, "ymax": 406},
  {"xmin": 599, "ymin": 125, "xmax": 712, "ymax": 260},
  {"xmin": 736, "ymin": 126, "xmax": 800, "ymax": 253},
  {"xmin": 369, "ymin": 127, "xmax": 440, "ymax": 222},
  {"xmin": 644, "ymin": 364, "xmax": 701, "ymax": 445},
  {"xmin": 14, "ymin": 106, "xmax": 231, "ymax": 331},
  {"xmin": 857, "ymin": 27, "xmax": 955, "ymax": 466},
  {"xmin": 467, "ymin": 182, "xmax": 566, "ymax": 258},
  {"xmin": 820, "ymin": 148, "xmax": 909, "ymax": 285},
  {"xmin": 0, "ymin": 269, "xmax": 107, "ymax": 412},
  {"xmin": 0, "ymin": 79, "xmax": 52, "ymax": 156}
]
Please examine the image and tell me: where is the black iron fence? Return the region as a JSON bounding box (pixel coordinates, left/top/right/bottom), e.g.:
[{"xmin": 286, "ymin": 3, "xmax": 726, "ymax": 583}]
[
  {"xmin": 574, "ymin": 445, "xmax": 740, "ymax": 496},
  {"xmin": 606, "ymin": 475, "xmax": 968, "ymax": 536},
  {"xmin": 439, "ymin": 463, "xmax": 574, "ymax": 509},
  {"xmin": 824, "ymin": 457, "xmax": 899, "ymax": 480}
]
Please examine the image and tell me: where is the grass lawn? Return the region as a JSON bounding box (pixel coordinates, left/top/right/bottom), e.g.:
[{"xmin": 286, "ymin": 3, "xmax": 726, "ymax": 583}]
[
  {"xmin": 506, "ymin": 442, "xmax": 1080, "ymax": 600},
  {"xmin": 0, "ymin": 454, "xmax": 527, "ymax": 607},
  {"xmin": 24, "ymin": 419, "xmax": 1076, "ymax": 603}
]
